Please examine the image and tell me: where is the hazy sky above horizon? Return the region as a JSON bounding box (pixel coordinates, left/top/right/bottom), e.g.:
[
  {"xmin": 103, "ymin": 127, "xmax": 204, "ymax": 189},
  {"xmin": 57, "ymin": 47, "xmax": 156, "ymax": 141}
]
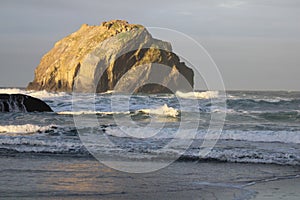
[{"xmin": 1, "ymin": 0, "xmax": 299, "ymax": 90}]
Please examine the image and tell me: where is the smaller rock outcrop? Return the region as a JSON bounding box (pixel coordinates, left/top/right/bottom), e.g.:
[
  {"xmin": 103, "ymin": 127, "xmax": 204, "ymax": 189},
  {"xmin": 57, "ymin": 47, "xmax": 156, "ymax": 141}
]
[{"xmin": 0, "ymin": 94, "xmax": 53, "ymax": 112}]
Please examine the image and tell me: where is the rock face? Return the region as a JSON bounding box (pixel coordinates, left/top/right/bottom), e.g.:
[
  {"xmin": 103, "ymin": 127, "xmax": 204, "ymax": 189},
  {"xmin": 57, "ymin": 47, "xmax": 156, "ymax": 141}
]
[
  {"xmin": 0, "ymin": 94, "xmax": 53, "ymax": 112},
  {"xmin": 27, "ymin": 20, "xmax": 194, "ymax": 93}
]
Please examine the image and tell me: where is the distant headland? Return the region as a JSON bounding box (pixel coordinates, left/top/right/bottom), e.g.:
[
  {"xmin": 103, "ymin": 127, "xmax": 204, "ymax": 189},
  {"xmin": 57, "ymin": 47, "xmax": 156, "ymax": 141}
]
[{"xmin": 27, "ymin": 20, "xmax": 194, "ymax": 94}]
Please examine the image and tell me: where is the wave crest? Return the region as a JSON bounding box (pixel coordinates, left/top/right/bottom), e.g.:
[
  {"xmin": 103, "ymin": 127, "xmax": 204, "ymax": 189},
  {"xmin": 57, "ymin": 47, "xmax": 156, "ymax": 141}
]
[
  {"xmin": 0, "ymin": 124, "xmax": 54, "ymax": 135},
  {"xmin": 176, "ymin": 91, "xmax": 219, "ymax": 99},
  {"xmin": 0, "ymin": 88, "xmax": 67, "ymax": 99},
  {"xmin": 138, "ymin": 104, "xmax": 179, "ymax": 117}
]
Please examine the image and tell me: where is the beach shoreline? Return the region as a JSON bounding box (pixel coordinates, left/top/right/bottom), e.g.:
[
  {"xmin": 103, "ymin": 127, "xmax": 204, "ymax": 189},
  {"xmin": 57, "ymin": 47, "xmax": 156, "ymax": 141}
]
[{"xmin": 0, "ymin": 153, "xmax": 299, "ymax": 200}]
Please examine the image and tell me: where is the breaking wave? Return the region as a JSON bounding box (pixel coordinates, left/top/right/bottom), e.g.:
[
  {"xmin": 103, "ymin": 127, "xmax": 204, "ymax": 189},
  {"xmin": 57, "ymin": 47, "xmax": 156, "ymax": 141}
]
[
  {"xmin": 178, "ymin": 148, "xmax": 300, "ymax": 165},
  {"xmin": 0, "ymin": 88, "xmax": 68, "ymax": 99},
  {"xmin": 0, "ymin": 124, "xmax": 55, "ymax": 134},
  {"xmin": 175, "ymin": 91, "xmax": 219, "ymax": 99},
  {"xmin": 0, "ymin": 137, "xmax": 85, "ymax": 154},
  {"xmin": 137, "ymin": 104, "xmax": 179, "ymax": 117},
  {"xmin": 58, "ymin": 111, "xmax": 130, "ymax": 115}
]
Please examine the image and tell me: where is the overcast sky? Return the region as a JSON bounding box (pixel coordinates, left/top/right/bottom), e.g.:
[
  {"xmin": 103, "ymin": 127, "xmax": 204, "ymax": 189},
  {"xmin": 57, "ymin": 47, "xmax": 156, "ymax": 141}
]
[{"xmin": 1, "ymin": 0, "xmax": 299, "ymax": 90}]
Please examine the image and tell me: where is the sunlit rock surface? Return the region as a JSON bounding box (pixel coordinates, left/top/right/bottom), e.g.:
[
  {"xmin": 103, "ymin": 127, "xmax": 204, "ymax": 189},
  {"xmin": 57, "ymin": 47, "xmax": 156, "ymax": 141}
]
[{"xmin": 27, "ymin": 20, "xmax": 194, "ymax": 93}]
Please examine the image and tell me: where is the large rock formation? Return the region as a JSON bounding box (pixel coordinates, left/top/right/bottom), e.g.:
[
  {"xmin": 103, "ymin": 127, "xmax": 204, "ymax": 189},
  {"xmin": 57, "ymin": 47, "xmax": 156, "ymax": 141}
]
[
  {"xmin": 0, "ymin": 94, "xmax": 53, "ymax": 112},
  {"xmin": 27, "ymin": 20, "xmax": 194, "ymax": 93}
]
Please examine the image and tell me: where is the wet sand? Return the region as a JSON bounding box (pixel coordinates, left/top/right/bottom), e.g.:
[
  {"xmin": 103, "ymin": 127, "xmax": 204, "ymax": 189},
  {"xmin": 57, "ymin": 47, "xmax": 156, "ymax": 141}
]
[{"xmin": 0, "ymin": 153, "xmax": 299, "ymax": 200}]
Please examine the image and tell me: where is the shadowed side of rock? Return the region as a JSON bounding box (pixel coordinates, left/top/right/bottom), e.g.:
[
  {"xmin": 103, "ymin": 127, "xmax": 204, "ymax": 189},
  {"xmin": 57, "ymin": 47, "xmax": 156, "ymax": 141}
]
[
  {"xmin": 0, "ymin": 94, "xmax": 53, "ymax": 112},
  {"xmin": 94, "ymin": 48, "xmax": 194, "ymax": 94}
]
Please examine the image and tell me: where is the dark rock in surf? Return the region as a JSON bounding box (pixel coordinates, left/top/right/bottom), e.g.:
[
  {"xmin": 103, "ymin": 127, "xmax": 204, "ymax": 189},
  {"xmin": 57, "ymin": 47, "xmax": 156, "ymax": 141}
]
[{"xmin": 0, "ymin": 94, "xmax": 53, "ymax": 112}]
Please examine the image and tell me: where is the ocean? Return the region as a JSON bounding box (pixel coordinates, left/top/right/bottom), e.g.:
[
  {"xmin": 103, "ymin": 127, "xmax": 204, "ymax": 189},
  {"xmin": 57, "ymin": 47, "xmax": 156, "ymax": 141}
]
[{"xmin": 0, "ymin": 88, "xmax": 300, "ymax": 199}]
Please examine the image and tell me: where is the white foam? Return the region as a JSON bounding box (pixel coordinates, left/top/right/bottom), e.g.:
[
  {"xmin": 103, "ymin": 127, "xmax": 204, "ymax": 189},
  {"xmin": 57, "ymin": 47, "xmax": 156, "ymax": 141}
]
[
  {"xmin": 58, "ymin": 111, "xmax": 99, "ymax": 115},
  {"xmin": 0, "ymin": 88, "xmax": 25, "ymax": 94},
  {"xmin": 28, "ymin": 90, "xmax": 68, "ymax": 99},
  {"xmin": 219, "ymin": 130, "xmax": 300, "ymax": 144},
  {"xmin": 176, "ymin": 91, "xmax": 219, "ymax": 99},
  {"xmin": 211, "ymin": 108, "xmax": 235, "ymax": 113},
  {"xmin": 201, "ymin": 130, "xmax": 300, "ymax": 144},
  {"xmin": 205, "ymin": 148, "xmax": 300, "ymax": 165},
  {"xmin": 145, "ymin": 129, "xmax": 300, "ymax": 144},
  {"xmin": 138, "ymin": 104, "xmax": 179, "ymax": 117},
  {"xmin": 227, "ymin": 95, "xmax": 295, "ymax": 103},
  {"xmin": 58, "ymin": 111, "xmax": 130, "ymax": 115},
  {"xmin": 100, "ymin": 90, "xmax": 115, "ymax": 94},
  {"xmin": 0, "ymin": 124, "xmax": 54, "ymax": 135},
  {"xmin": 0, "ymin": 137, "xmax": 84, "ymax": 153},
  {"xmin": 0, "ymin": 88, "xmax": 68, "ymax": 99}
]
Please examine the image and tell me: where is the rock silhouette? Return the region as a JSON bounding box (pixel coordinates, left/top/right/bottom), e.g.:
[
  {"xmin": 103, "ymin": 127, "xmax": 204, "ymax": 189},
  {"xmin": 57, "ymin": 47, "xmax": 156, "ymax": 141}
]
[{"xmin": 0, "ymin": 94, "xmax": 53, "ymax": 112}]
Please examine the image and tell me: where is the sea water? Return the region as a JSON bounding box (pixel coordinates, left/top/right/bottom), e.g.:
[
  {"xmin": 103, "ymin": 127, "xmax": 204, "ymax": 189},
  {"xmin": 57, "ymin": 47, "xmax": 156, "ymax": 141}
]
[
  {"xmin": 0, "ymin": 88, "xmax": 300, "ymax": 165},
  {"xmin": 1, "ymin": 88, "xmax": 300, "ymax": 199}
]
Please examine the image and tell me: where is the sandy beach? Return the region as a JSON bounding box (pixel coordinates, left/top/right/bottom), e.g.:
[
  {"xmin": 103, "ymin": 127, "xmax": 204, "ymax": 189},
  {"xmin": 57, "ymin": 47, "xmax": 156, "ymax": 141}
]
[{"xmin": 0, "ymin": 153, "xmax": 299, "ymax": 200}]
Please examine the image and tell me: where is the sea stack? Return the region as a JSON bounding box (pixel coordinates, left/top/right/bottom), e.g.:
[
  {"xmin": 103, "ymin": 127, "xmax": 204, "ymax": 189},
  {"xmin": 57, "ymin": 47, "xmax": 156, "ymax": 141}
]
[{"xmin": 27, "ymin": 20, "xmax": 194, "ymax": 93}]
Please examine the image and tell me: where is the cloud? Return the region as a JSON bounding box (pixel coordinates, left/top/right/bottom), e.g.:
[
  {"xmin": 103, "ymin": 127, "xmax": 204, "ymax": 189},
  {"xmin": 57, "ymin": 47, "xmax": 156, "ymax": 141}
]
[
  {"xmin": 218, "ymin": 0, "xmax": 246, "ymax": 8},
  {"xmin": 177, "ymin": 11, "xmax": 193, "ymax": 16}
]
